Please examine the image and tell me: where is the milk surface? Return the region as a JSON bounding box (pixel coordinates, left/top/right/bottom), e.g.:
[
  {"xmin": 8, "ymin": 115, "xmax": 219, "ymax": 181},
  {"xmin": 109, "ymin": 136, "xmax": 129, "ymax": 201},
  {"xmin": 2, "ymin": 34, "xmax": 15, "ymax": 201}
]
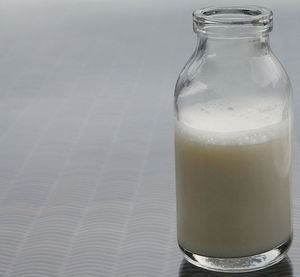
[{"xmin": 175, "ymin": 98, "xmax": 292, "ymax": 257}]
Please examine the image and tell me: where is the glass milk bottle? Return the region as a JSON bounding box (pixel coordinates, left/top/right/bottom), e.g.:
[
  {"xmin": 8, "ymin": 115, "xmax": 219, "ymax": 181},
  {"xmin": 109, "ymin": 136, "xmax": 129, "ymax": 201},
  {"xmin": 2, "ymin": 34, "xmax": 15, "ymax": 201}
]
[{"xmin": 174, "ymin": 6, "xmax": 293, "ymax": 273}]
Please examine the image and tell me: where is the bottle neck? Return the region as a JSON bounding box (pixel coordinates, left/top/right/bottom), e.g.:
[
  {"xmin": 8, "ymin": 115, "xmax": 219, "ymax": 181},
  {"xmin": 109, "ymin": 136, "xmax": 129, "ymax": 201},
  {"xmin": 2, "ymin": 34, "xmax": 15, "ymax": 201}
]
[{"xmin": 196, "ymin": 33, "xmax": 270, "ymax": 58}]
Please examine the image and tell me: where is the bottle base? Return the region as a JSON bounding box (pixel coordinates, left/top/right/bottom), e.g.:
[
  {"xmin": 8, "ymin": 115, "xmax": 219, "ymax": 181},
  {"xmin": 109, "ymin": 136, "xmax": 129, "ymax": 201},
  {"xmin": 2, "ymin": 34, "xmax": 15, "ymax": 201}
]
[{"xmin": 179, "ymin": 237, "xmax": 292, "ymax": 273}]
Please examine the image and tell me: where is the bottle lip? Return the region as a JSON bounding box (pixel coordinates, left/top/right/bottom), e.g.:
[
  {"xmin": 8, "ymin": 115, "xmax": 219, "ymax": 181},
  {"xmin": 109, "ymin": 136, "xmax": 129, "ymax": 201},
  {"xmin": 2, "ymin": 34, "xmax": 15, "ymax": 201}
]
[{"xmin": 193, "ymin": 6, "xmax": 273, "ymax": 37}]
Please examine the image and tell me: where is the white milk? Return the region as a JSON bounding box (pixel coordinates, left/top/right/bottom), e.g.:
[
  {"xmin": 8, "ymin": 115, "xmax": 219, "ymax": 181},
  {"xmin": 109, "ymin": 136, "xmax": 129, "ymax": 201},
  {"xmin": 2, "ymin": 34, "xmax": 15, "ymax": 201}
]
[{"xmin": 175, "ymin": 98, "xmax": 292, "ymax": 258}]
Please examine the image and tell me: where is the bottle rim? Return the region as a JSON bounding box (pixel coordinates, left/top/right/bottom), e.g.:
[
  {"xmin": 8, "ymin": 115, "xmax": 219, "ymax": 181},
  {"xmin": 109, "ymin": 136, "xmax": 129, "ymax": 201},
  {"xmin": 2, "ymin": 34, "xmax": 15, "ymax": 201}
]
[{"xmin": 193, "ymin": 6, "xmax": 273, "ymax": 36}]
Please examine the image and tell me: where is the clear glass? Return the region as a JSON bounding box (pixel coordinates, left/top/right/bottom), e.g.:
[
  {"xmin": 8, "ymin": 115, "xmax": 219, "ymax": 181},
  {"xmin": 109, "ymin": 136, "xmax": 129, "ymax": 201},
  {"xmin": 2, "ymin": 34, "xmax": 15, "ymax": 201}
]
[{"xmin": 174, "ymin": 6, "xmax": 293, "ymax": 273}]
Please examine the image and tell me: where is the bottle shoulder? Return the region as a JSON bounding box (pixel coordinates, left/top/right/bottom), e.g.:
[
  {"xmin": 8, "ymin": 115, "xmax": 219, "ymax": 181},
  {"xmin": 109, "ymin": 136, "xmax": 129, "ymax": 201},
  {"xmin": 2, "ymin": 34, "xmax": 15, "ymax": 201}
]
[{"xmin": 175, "ymin": 51, "xmax": 292, "ymax": 99}]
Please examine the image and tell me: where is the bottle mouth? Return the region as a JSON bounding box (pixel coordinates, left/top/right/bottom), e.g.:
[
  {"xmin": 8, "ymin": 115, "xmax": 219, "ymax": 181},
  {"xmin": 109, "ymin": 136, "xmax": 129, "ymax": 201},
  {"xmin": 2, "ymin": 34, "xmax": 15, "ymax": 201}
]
[{"xmin": 193, "ymin": 6, "xmax": 273, "ymax": 37}]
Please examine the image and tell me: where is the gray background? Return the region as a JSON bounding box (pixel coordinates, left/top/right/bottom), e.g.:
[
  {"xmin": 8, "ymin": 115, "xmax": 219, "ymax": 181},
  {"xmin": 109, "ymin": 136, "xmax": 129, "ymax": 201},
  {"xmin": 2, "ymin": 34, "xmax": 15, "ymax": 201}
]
[{"xmin": 0, "ymin": 0, "xmax": 298, "ymax": 276}]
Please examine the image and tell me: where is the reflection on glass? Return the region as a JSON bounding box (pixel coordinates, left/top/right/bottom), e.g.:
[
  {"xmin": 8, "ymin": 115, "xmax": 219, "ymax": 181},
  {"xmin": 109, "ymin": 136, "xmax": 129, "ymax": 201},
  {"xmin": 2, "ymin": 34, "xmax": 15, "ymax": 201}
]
[{"xmin": 179, "ymin": 256, "xmax": 293, "ymax": 277}]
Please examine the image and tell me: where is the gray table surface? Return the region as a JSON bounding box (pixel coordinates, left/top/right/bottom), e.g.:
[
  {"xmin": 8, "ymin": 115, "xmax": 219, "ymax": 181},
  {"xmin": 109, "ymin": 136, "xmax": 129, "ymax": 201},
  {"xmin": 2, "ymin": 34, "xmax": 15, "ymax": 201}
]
[{"xmin": 0, "ymin": 0, "xmax": 299, "ymax": 276}]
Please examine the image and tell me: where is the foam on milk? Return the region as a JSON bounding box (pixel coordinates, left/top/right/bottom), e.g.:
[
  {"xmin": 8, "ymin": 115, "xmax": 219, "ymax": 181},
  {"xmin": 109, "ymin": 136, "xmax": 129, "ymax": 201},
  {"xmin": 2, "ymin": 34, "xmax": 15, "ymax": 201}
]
[{"xmin": 176, "ymin": 97, "xmax": 287, "ymax": 145}]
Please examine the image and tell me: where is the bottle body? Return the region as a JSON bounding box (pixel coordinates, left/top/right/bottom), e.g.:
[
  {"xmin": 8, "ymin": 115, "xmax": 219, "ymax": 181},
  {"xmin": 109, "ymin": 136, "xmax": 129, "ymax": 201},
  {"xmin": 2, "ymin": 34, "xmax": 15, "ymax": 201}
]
[{"xmin": 174, "ymin": 6, "xmax": 293, "ymax": 272}]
